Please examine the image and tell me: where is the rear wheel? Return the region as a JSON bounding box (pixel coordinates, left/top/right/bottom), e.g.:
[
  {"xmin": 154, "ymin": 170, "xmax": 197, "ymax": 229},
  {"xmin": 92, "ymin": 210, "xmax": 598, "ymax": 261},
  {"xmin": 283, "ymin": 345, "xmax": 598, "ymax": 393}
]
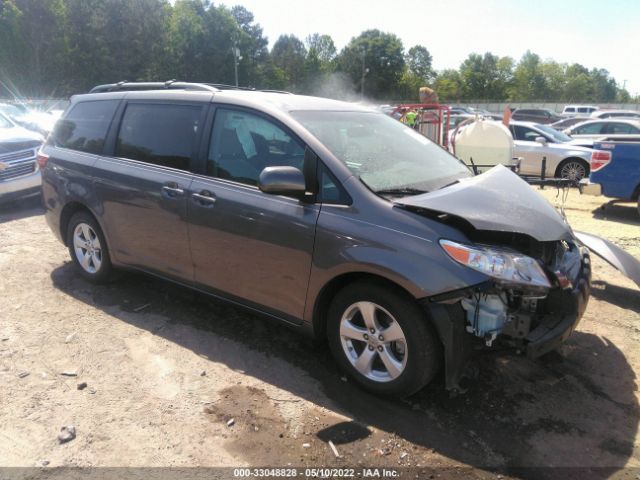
[
  {"xmin": 557, "ymin": 158, "xmax": 588, "ymax": 182},
  {"xmin": 66, "ymin": 212, "xmax": 114, "ymax": 283},
  {"xmin": 327, "ymin": 282, "xmax": 441, "ymax": 397}
]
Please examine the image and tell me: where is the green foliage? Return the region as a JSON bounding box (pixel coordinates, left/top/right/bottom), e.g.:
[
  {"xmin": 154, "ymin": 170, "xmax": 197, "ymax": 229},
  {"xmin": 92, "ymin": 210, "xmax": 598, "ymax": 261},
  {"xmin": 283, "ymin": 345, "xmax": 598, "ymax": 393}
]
[
  {"xmin": 303, "ymin": 34, "xmax": 337, "ymax": 94},
  {"xmin": 0, "ymin": 1, "xmax": 633, "ymax": 103},
  {"xmin": 405, "ymin": 45, "xmax": 433, "ymax": 82},
  {"xmin": 336, "ymin": 29, "xmax": 405, "ymax": 100},
  {"xmin": 434, "ymin": 69, "xmax": 463, "ymax": 101},
  {"xmin": 271, "ymin": 34, "xmax": 306, "ymax": 91}
]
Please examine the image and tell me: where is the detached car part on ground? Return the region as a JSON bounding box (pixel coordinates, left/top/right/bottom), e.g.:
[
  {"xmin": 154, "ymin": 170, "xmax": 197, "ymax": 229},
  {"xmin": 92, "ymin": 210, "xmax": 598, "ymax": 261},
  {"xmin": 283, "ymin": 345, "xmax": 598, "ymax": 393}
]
[{"xmin": 41, "ymin": 83, "xmax": 592, "ymax": 396}]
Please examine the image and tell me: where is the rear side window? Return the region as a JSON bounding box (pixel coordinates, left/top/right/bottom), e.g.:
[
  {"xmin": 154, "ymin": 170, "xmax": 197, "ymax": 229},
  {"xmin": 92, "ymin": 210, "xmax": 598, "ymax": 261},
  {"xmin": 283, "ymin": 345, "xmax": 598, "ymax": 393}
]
[
  {"xmin": 606, "ymin": 123, "xmax": 638, "ymax": 134},
  {"xmin": 53, "ymin": 100, "xmax": 119, "ymax": 154},
  {"xmin": 512, "ymin": 125, "xmax": 540, "ymax": 141},
  {"xmin": 575, "ymin": 122, "xmax": 605, "ymax": 134},
  {"xmin": 116, "ymin": 103, "xmax": 201, "ymax": 171}
]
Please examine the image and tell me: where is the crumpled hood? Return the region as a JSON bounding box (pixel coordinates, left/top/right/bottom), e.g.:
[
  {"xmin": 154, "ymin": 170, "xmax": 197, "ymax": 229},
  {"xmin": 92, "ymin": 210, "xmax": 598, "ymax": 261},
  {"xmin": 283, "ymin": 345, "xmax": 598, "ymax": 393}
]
[{"xmin": 395, "ymin": 165, "xmax": 573, "ymax": 242}]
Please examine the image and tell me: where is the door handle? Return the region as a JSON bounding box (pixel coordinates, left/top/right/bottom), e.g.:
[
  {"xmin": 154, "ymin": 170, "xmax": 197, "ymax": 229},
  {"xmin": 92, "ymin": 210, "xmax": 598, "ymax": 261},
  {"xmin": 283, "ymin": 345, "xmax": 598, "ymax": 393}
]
[
  {"xmin": 192, "ymin": 190, "xmax": 216, "ymax": 207},
  {"xmin": 162, "ymin": 183, "xmax": 184, "ymax": 197}
]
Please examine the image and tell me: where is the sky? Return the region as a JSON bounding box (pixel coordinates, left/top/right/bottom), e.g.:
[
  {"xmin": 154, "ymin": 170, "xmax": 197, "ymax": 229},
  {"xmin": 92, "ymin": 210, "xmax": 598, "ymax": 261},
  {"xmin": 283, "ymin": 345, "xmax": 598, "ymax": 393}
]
[{"xmin": 221, "ymin": 0, "xmax": 640, "ymax": 96}]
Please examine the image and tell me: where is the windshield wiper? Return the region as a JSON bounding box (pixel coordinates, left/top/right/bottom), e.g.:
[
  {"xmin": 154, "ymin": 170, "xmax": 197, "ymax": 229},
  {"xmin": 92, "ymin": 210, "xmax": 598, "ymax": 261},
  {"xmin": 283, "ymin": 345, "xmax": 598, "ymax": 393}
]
[
  {"xmin": 375, "ymin": 187, "xmax": 429, "ymax": 197},
  {"xmin": 438, "ymin": 179, "xmax": 460, "ymax": 190}
]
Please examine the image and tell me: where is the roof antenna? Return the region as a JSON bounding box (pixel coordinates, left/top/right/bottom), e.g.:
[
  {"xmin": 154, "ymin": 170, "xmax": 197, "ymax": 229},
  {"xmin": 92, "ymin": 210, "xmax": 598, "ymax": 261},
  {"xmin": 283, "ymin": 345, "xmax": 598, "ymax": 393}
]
[{"xmin": 164, "ymin": 79, "xmax": 177, "ymax": 88}]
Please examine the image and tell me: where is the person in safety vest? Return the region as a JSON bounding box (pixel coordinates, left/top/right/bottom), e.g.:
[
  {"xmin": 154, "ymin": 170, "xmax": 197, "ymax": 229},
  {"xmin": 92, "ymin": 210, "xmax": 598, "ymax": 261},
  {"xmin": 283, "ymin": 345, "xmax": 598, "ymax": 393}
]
[{"xmin": 405, "ymin": 109, "xmax": 417, "ymax": 128}]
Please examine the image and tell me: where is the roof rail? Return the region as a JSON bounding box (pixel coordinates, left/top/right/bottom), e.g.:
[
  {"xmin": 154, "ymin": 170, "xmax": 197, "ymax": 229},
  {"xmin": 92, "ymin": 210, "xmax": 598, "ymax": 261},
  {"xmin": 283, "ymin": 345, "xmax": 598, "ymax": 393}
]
[
  {"xmin": 201, "ymin": 83, "xmax": 292, "ymax": 94},
  {"xmin": 260, "ymin": 89, "xmax": 293, "ymax": 95},
  {"xmin": 89, "ymin": 81, "xmax": 220, "ymax": 93},
  {"xmin": 203, "ymin": 83, "xmax": 256, "ymax": 91}
]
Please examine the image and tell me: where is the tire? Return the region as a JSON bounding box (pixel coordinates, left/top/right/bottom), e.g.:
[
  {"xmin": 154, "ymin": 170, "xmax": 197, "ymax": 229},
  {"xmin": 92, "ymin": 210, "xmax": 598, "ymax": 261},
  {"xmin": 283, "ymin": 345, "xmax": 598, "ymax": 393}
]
[
  {"xmin": 557, "ymin": 158, "xmax": 589, "ymax": 182},
  {"xmin": 66, "ymin": 211, "xmax": 114, "ymax": 283},
  {"xmin": 326, "ymin": 281, "xmax": 442, "ymax": 397}
]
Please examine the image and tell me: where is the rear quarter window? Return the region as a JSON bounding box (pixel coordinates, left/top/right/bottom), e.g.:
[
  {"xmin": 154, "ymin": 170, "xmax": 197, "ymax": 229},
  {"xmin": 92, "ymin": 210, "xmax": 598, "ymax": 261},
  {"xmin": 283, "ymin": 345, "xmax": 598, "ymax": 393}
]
[
  {"xmin": 52, "ymin": 100, "xmax": 119, "ymax": 154},
  {"xmin": 115, "ymin": 103, "xmax": 202, "ymax": 171}
]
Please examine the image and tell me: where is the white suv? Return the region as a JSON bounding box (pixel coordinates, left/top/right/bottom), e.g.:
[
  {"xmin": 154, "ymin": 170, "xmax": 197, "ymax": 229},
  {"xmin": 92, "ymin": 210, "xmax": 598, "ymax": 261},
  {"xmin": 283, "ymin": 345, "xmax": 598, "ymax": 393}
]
[
  {"xmin": 562, "ymin": 105, "xmax": 598, "ymax": 117},
  {"xmin": 0, "ymin": 113, "xmax": 44, "ymax": 204}
]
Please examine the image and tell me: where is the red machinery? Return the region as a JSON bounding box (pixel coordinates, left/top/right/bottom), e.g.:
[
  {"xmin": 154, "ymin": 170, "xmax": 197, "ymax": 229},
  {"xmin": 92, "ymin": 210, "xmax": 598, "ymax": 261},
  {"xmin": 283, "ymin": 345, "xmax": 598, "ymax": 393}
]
[{"xmin": 390, "ymin": 103, "xmax": 451, "ymax": 147}]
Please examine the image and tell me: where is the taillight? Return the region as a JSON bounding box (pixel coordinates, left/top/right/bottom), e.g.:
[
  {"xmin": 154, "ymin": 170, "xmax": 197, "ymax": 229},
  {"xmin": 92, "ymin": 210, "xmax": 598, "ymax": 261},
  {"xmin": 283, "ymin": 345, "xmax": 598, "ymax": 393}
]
[
  {"xmin": 36, "ymin": 152, "xmax": 49, "ymax": 169},
  {"xmin": 590, "ymin": 150, "xmax": 611, "ymax": 172}
]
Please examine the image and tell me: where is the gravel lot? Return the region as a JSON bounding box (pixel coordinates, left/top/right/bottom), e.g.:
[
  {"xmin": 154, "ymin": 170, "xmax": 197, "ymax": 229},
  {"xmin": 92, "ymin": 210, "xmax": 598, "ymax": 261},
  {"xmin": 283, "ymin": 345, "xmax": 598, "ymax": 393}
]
[{"xmin": 0, "ymin": 187, "xmax": 638, "ymax": 479}]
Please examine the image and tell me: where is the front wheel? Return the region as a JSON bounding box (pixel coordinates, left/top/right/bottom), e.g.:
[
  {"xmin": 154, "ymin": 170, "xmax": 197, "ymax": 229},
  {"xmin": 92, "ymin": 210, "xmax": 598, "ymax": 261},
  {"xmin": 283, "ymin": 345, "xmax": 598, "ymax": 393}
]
[
  {"xmin": 327, "ymin": 282, "xmax": 442, "ymax": 397},
  {"xmin": 66, "ymin": 212, "xmax": 114, "ymax": 283}
]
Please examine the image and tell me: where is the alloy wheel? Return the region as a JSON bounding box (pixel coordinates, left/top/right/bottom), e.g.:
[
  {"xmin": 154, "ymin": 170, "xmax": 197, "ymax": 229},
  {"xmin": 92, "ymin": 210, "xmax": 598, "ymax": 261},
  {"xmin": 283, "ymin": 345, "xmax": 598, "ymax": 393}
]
[
  {"xmin": 560, "ymin": 161, "xmax": 586, "ymax": 181},
  {"xmin": 339, "ymin": 301, "xmax": 408, "ymax": 382},
  {"xmin": 73, "ymin": 223, "xmax": 102, "ymax": 274}
]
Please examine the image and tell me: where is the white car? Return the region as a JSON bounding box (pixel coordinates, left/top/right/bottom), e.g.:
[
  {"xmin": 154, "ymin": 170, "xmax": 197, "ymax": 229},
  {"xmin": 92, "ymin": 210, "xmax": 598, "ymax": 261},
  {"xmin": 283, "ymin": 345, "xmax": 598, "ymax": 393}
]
[
  {"xmin": 564, "ymin": 119, "xmax": 640, "ymax": 139},
  {"xmin": 589, "ymin": 109, "xmax": 640, "ymax": 119},
  {"xmin": 562, "ymin": 105, "xmax": 598, "ymax": 117},
  {"xmin": 509, "ymin": 121, "xmax": 600, "ymax": 180}
]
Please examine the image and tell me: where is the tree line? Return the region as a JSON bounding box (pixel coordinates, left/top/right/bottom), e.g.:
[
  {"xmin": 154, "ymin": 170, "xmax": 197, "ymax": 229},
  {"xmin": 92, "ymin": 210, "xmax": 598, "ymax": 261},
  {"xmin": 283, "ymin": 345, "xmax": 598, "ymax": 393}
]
[{"xmin": 0, "ymin": 0, "xmax": 635, "ymax": 103}]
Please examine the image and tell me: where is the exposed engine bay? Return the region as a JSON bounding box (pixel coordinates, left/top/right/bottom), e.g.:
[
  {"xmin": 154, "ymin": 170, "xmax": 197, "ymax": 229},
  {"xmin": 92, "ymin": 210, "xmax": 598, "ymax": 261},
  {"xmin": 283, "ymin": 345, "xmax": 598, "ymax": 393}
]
[
  {"xmin": 458, "ymin": 237, "xmax": 588, "ymax": 350},
  {"xmin": 421, "ymin": 226, "xmax": 591, "ymax": 391}
]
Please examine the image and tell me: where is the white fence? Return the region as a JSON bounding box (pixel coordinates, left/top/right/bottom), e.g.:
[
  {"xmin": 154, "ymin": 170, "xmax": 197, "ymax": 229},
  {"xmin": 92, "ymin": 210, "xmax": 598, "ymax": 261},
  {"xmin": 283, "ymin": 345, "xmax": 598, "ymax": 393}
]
[{"xmin": 455, "ymin": 102, "xmax": 640, "ymax": 114}]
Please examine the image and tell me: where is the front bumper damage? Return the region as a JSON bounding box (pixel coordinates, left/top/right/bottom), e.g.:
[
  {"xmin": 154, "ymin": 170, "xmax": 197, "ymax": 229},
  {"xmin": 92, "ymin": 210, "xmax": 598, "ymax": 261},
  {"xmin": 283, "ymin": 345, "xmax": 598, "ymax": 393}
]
[{"xmin": 423, "ymin": 240, "xmax": 591, "ymax": 392}]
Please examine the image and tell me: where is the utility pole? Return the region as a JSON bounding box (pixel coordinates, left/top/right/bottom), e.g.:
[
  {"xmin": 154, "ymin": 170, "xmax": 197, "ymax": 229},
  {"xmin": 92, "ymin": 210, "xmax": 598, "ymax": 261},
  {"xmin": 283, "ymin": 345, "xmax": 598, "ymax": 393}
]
[
  {"xmin": 360, "ymin": 47, "xmax": 369, "ymax": 99},
  {"xmin": 233, "ymin": 44, "xmax": 242, "ymax": 87}
]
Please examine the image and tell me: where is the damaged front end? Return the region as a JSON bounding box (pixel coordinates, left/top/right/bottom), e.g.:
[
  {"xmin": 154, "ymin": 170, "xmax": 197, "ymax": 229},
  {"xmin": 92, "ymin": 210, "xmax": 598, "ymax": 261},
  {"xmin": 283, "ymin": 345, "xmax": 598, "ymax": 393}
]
[
  {"xmin": 425, "ymin": 234, "xmax": 591, "ymax": 391},
  {"xmin": 395, "ymin": 166, "xmax": 592, "ymax": 391}
]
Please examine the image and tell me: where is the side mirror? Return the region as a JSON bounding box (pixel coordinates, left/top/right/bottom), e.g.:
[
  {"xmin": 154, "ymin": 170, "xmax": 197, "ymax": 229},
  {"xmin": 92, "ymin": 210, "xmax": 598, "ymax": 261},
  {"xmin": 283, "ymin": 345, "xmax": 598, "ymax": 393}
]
[
  {"xmin": 258, "ymin": 166, "xmax": 306, "ymax": 198},
  {"xmin": 535, "ymin": 136, "xmax": 547, "ymax": 145}
]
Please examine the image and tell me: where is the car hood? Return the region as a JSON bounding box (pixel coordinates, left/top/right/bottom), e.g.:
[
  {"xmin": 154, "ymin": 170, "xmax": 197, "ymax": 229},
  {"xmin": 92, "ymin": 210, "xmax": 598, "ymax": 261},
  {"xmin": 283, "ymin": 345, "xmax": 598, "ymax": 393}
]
[
  {"xmin": 0, "ymin": 125, "xmax": 43, "ymax": 144},
  {"xmin": 566, "ymin": 138, "xmax": 596, "ymax": 148},
  {"xmin": 551, "ymin": 142, "xmax": 594, "ymax": 153},
  {"xmin": 395, "ymin": 165, "xmax": 573, "ymax": 242}
]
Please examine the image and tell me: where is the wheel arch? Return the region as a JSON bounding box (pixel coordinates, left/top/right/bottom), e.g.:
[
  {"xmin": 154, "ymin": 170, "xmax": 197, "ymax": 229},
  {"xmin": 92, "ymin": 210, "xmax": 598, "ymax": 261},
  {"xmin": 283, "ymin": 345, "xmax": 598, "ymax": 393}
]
[
  {"xmin": 311, "ymin": 272, "xmax": 419, "ymax": 339},
  {"xmin": 555, "ymin": 156, "xmax": 590, "ymax": 178},
  {"xmin": 59, "ymin": 202, "xmax": 103, "ymax": 247}
]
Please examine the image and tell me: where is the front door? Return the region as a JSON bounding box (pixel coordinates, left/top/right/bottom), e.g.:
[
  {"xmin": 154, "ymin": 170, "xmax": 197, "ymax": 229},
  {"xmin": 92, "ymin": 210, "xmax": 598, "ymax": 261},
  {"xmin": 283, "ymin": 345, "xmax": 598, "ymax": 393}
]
[
  {"xmin": 511, "ymin": 125, "xmax": 547, "ymax": 176},
  {"xmin": 187, "ymin": 107, "xmax": 319, "ymax": 322}
]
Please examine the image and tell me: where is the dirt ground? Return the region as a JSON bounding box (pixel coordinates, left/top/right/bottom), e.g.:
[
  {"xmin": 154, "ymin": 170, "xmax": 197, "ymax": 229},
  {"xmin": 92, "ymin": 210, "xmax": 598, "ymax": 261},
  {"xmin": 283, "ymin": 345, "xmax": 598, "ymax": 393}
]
[{"xmin": 0, "ymin": 187, "xmax": 639, "ymax": 479}]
